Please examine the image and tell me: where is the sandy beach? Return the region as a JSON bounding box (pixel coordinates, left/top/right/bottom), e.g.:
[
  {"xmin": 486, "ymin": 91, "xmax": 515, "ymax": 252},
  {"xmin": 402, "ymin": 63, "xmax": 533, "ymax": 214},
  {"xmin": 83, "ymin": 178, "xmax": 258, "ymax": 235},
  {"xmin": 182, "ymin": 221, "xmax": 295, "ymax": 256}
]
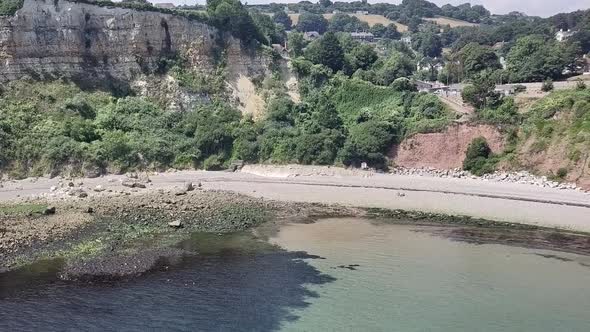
[{"xmin": 1, "ymin": 164, "xmax": 589, "ymax": 232}]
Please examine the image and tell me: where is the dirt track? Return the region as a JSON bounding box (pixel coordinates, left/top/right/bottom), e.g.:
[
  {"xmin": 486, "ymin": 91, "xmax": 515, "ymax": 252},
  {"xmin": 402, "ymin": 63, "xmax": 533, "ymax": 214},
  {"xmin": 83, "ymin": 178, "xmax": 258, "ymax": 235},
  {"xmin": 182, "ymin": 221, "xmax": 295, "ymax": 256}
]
[{"xmin": 2, "ymin": 165, "xmax": 589, "ymax": 232}]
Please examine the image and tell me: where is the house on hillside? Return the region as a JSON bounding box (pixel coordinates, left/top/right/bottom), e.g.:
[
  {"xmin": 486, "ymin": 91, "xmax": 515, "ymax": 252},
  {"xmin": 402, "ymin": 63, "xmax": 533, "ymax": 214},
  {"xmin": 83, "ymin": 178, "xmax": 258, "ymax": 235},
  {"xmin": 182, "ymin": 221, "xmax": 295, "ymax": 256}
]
[
  {"xmin": 303, "ymin": 31, "xmax": 321, "ymax": 40},
  {"xmin": 495, "ymin": 85, "xmax": 517, "ymax": 96},
  {"xmin": 355, "ymin": 11, "xmax": 369, "ymax": 15},
  {"xmin": 350, "ymin": 32, "xmax": 374, "ymax": 43},
  {"xmin": 154, "ymin": 3, "xmax": 175, "ymax": 9},
  {"xmin": 401, "ymin": 36, "xmax": 412, "ymax": 45},
  {"xmin": 415, "ymin": 80, "xmax": 447, "ymax": 93},
  {"xmin": 556, "ymin": 29, "xmax": 575, "ymax": 42}
]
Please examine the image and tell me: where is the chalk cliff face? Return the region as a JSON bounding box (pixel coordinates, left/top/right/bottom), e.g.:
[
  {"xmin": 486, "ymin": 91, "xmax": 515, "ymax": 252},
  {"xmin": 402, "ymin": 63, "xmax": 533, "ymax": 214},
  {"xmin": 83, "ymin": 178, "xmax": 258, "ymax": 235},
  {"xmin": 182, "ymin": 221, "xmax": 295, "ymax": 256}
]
[{"xmin": 0, "ymin": 0, "xmax": 268, "ymax": 87}]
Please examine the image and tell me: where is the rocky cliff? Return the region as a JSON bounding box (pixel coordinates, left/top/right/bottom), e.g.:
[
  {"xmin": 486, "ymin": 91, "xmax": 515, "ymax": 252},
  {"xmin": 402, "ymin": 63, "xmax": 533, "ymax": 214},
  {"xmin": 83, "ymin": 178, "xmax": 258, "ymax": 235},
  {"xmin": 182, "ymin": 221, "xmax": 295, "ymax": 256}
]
[{"xmin": 0, "ymin": 0, "xmax": 269, "ymax": 89}]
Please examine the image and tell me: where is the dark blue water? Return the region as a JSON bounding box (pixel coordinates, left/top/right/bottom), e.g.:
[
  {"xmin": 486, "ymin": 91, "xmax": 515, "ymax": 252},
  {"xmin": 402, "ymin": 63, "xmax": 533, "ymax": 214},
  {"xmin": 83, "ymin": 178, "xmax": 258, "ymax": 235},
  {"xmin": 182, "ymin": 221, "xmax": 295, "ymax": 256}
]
[{"xmin": 0, "ymin": 236, "xmax": 334, "ymax": 331}]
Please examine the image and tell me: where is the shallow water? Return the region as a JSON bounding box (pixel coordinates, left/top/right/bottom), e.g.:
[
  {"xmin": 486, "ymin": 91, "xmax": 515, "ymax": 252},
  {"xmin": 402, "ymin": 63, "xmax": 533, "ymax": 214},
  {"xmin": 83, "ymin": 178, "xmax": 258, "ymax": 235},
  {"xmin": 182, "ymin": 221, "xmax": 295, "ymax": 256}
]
[{"xmin": 1, "ymin": 218, "xmax": 590, "ymax": 331}]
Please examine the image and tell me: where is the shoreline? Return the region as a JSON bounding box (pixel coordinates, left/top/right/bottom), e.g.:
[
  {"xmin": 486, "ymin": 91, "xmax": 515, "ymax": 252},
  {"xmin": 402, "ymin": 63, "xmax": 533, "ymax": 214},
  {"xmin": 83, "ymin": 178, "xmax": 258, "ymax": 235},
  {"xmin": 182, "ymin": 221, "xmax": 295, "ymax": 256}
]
[
  {"xmin": 1, "ymin": 165, "xmax": 589, "ymax": 231},
  {"xmin": 1, "ymin": 164, "xmax": 590, "ymax": 278}
]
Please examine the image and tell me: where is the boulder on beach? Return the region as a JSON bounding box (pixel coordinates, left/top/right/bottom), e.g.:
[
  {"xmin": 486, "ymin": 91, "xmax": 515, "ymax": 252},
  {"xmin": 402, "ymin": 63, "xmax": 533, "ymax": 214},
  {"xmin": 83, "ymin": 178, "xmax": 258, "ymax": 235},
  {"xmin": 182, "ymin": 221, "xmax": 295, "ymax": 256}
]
[
  {"xmin": 168, "ymin": 220, "xmax": 182, "ymax": 228},
  {"xmin": 122, "ymin": 180, "xmax": 146, "ymax": 189},
  {"xmin": 43, "ymin": 206, "xmax": 56, "ymax": 215}
]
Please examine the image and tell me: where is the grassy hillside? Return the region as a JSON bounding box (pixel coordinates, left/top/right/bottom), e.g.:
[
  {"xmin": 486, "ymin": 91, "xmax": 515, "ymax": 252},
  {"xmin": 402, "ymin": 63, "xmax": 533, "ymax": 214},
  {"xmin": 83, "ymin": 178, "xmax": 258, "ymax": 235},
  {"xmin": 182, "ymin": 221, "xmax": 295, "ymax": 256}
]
[
  {"xmin": 289, "ymin": 13, "xmax": 409, "ymax": 32},
  {"xmin": 510, "ymin": 88, "xmax": 590, "ymax": 183},
  {"xmin": 329, "ymin": 79, "xmax": 453, "ymax": 136},
  {"xmin": 423, "ymin": 16, "xmax": 479, "ymax": 28}
]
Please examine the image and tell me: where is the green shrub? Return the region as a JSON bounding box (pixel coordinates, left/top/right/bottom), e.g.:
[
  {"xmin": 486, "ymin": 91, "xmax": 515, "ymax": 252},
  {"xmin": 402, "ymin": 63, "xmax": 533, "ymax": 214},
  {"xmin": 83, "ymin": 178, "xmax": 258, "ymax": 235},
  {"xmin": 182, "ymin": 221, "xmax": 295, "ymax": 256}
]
[
  {"xmin": 202, "ymin": 154, "xmax": 223, "ymax": 170},
  {"xmin": 463, "ymin": 137, "xmax": 497, "ymax": 175},
  {"xmin": 556, "ymin": 167, "xmax": 568, "ymax": 179},
  {"xmin": 529, "ymin": 140, "xmax": 548, "ymax": 153},
  {"xmin": 339, "ymin": 120, "xmax": 394, "ymax": 168},
  {"xmin": 0, "ymin": 0, "xmax": 23, "ymax": 16}
]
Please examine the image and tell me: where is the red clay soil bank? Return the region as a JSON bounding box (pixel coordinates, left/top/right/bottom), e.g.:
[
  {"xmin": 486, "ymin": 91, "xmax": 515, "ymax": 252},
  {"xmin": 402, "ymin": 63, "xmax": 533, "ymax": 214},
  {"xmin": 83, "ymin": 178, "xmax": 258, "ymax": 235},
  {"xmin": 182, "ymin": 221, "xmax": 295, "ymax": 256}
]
[{"xmin": 389, "ymin": 124, "xmax": 505, "ymax": 169}]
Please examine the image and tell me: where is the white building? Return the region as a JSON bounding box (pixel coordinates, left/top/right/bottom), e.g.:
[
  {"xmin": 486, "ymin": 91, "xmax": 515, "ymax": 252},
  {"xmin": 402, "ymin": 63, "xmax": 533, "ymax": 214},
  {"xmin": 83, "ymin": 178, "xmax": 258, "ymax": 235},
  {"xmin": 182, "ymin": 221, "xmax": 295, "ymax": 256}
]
[
  {"xmin": 556, "ymin": 29, "xmax": 575, "ymax": 42},
  {"xmin": 355, "ymin": 11, "xmax": 369, "ymax": 15},
  {"xmin": 350, "ymin": 32, "xmax": 375, "ymax": 42},
  {"xmin": 154, "ymin": 3, "xmax": 175, "ymax": 9}
]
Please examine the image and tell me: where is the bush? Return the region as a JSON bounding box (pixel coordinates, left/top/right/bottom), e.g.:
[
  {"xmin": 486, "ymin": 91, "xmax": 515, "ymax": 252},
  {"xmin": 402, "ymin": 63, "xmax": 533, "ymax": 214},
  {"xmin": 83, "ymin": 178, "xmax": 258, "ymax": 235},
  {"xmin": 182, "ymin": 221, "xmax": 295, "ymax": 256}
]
[
  {"xmin": 541, "ymin": 79, "xmax": 554, "ymax": 92},
  {"xmin": 465, "ymin": 137, "xmax": 491, "ymax": 160},
  {"xmin": 339, "ymin": 120, "xmax": 394, "ymax": 168},
  {"xmin": 463, "ymin": 137, "xmax": 497, "ymax": 175},
  {"xmin": 476, "ymin": 97, "xmax": 519, "ymax": 124},
  {"xmin": 391, "ymin": 77, "xmax": 417, "ymax": 92},
  {"xmin": 0, "ymin": 0, "xmax": 23, "ymax": 16},
  {"xmin": 202, "ymin": 154, "xmax": 223, "ymax": 170},
  {"xmin": 575, "ymin": 80, "xmax": 587, "ymax": 90},
  {"xmin": 556, "ymin": 167, "xmax": 568, "ymax": 179}
]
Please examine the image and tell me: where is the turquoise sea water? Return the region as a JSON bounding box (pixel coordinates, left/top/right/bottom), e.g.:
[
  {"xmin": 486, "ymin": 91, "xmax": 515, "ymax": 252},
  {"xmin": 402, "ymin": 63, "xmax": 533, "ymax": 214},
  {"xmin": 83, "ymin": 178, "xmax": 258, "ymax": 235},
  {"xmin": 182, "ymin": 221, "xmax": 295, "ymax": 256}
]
[{"xmin": 1, "ymin": 218, "xmax": 590, "ymax": 331}]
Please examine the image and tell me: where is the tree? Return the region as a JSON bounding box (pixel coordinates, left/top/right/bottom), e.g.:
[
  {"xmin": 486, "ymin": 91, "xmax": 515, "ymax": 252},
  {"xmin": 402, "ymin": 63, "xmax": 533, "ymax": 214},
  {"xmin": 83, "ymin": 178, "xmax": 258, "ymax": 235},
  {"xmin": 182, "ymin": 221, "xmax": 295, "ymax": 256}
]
[
  {"xmin": 339, "ymin": 120, "xmax": 394, "ymax": 168},
  {"xmin": 463, "ymin": 137, "xmax": 496, "ymax": 175},
  {"xmin": 376, "ymin": 52, "xmax": 415, "ymax": 86},
  {"xmin": 297, "ymin": 12, "xmax": 329, "ymax": 34},
  {"xmin": 207, "ymin": 0, "xmax": 265, "ymax": 44},
  {"xmin": 461, "ymin": 76, "xmax": 499, "ymax": 109},
  {"xmin": 288, "ymin": 32, "xmax": 306, "ymax": 57},
  {"xmin": 370, "ymin": 24, "xmax": 387, "ymax": 37},
  {"xmin": 458, "ymin": 43, "xmax": 501, "ymax": 78},
  {"xmin": 412, "ymin": 32, "xmax": 442, "ymax": 58},
  {"xmin": 391, "ymin": 77, "xmax": 417, "ymax": 92},
  {"xmin": 383, "ymin": 24, "xmax": 401, "ymax": 40},
  {"xmin": 571, "ymin": 31, "xmax": 590, "ymax": 54},
  {"xmin": 273, "ymin": 11, "xmax": 292, "ymax": 30},
  {"xmin": 251, "ymin": 10, "xmax": 283, "ymax": 44},
  {"xmin": 348, "ymin": 44, "xmax": 378, "ymax": 71},
  {"xmin": 506, "ymin": 35, "xmax": 579, "ymax": 82},
  {"xmin": 329, "ymin": 13, "xmax": 369, "ymax": 33},
  {"xmin": 407, "ymin": 17, "xmax": 423, "ymax": 33},
  {"xmin": 304, "ymin": 32, "xmax": 345, "ymax": 72}
]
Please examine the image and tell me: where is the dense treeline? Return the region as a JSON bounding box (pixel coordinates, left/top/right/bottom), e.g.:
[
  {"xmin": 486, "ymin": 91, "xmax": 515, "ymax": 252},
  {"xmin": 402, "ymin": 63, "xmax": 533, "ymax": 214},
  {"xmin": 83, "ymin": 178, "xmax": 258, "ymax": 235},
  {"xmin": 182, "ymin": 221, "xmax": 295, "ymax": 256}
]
[
  {"xmin": 0, "ymin": 74, "xmax": 450, "ymax": 178},
  {"xmin": 0, "ymin": 27, "xmax": 452, "ymax": 177},
  {"xmin": 253, "ymin": 0, "xmax": 491, "ymax": 24}
]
